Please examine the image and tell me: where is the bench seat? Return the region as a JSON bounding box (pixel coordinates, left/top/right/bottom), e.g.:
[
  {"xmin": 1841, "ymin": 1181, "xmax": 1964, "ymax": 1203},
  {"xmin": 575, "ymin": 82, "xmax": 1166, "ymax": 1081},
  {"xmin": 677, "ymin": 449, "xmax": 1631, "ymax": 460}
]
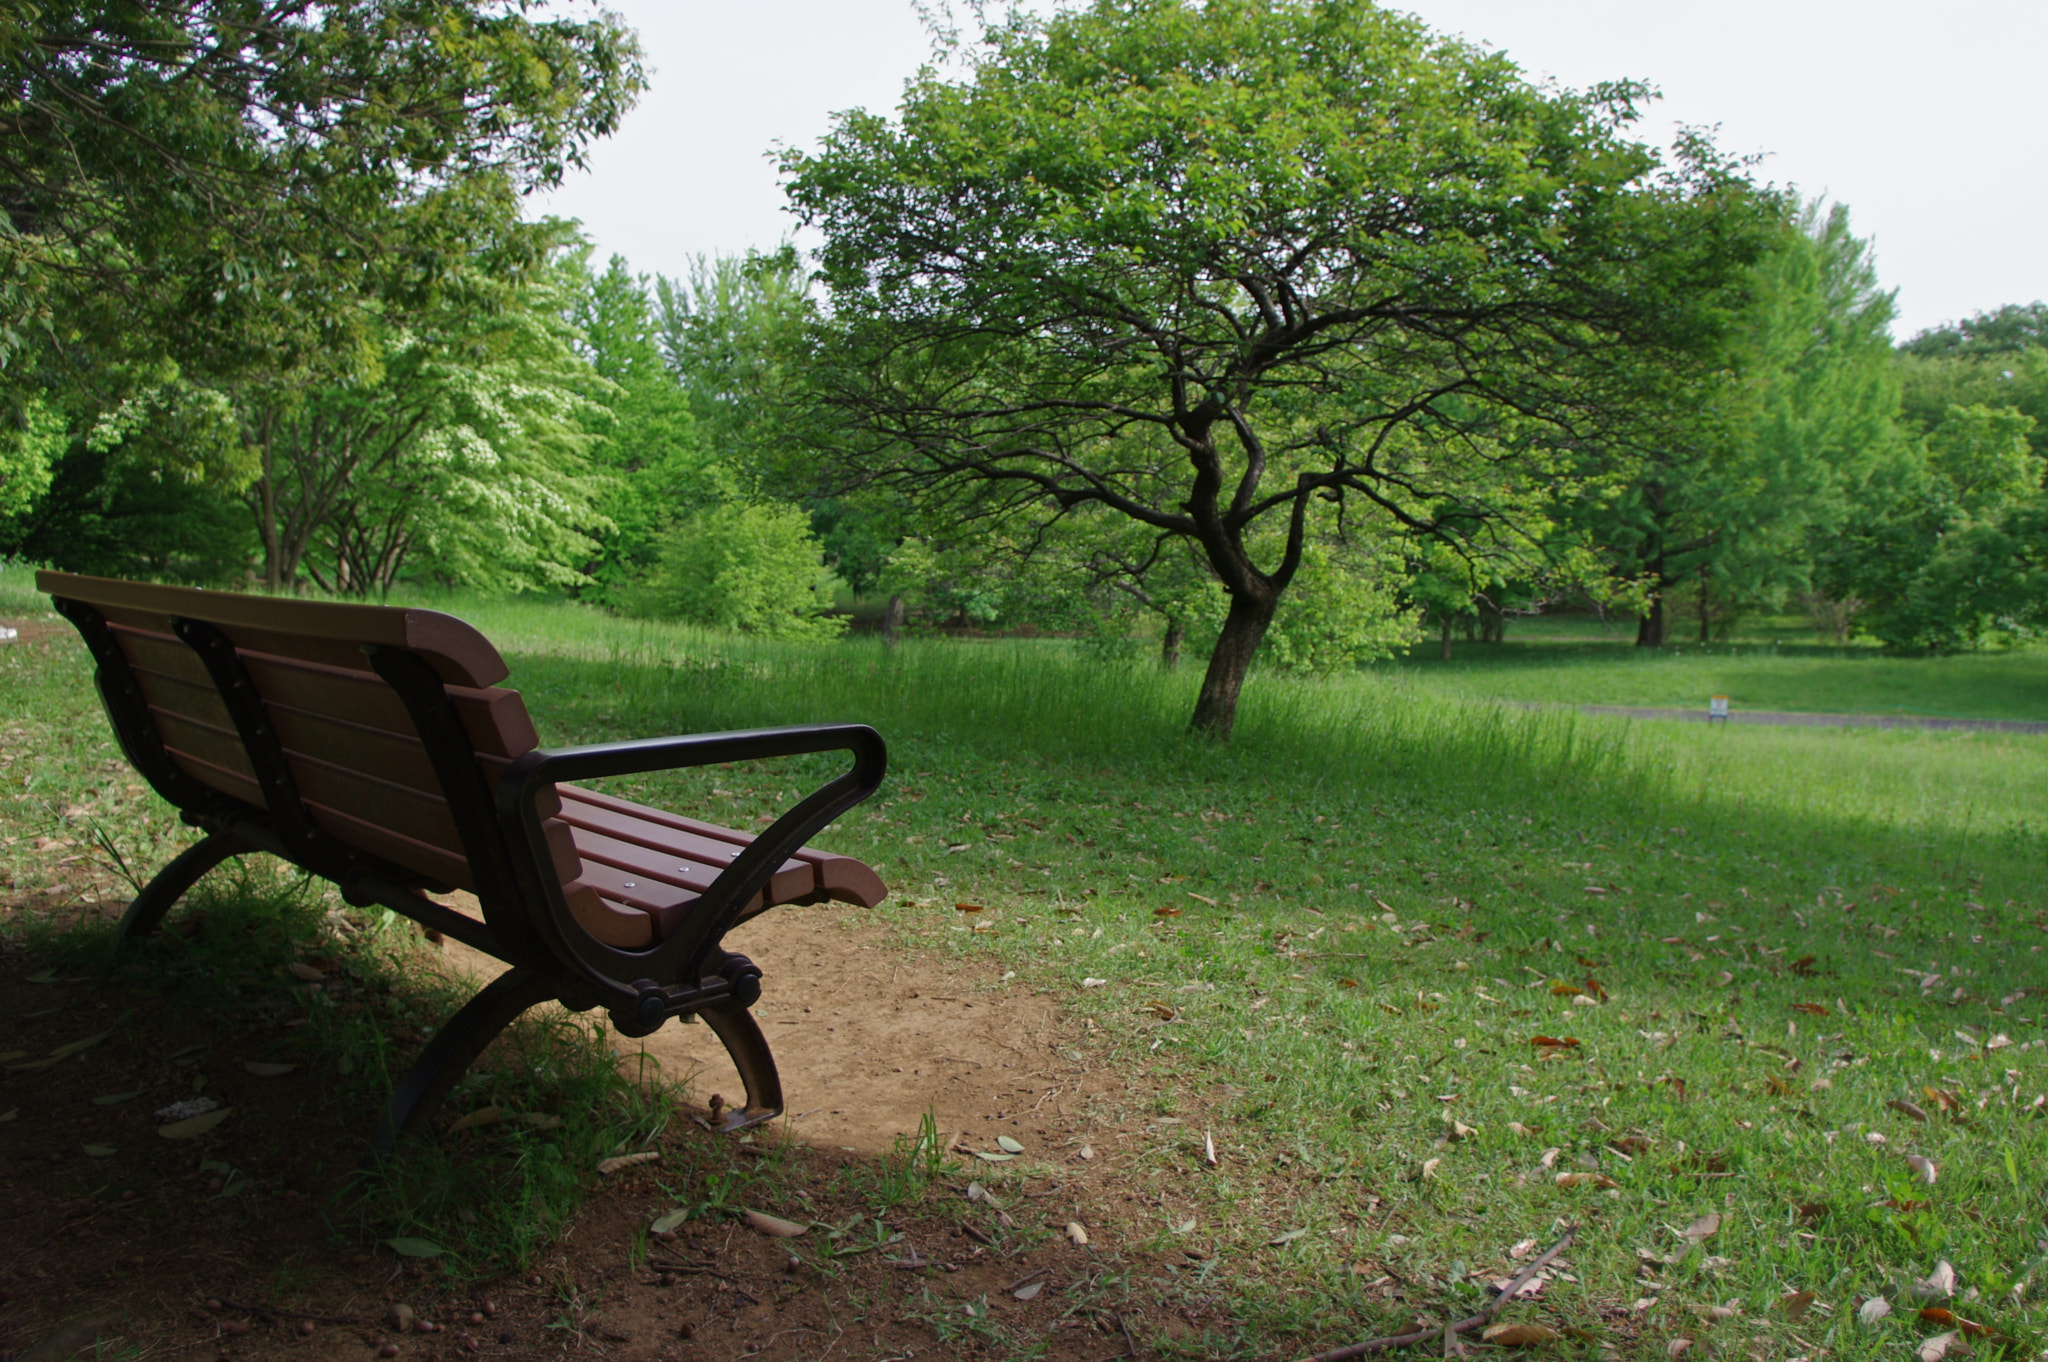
[{"xmin": 556, "ymin": 784, "xmax": 887, "ymax": 948}]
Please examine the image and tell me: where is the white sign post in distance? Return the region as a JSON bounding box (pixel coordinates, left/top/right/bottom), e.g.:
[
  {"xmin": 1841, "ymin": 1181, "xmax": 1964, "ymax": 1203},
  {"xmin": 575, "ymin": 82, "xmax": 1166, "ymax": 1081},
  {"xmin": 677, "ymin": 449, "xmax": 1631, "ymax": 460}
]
[{"xmin": 1709, "ymin": 695, "xmax": 1729, "ymax": 723}]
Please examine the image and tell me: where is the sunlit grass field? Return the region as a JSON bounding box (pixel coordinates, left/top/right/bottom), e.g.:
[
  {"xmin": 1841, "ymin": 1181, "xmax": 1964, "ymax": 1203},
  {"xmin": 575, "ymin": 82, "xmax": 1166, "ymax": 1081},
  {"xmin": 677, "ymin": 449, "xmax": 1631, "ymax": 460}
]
[
  {"xmin": 1390, "ymin": 615, "xmax": 2048, "ymax": 723},
  {"xmin": 5, "ymin": 564, "xmax": 2046, "ymax": 1359}
]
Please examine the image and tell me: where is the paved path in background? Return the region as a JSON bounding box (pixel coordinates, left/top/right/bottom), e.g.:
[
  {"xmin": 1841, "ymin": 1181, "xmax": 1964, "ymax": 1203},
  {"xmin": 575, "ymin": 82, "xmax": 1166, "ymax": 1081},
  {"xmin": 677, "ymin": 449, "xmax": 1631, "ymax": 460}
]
[{"xmin": 1552, "ymin": 703, "xmax": 2048, "ymax": 735}]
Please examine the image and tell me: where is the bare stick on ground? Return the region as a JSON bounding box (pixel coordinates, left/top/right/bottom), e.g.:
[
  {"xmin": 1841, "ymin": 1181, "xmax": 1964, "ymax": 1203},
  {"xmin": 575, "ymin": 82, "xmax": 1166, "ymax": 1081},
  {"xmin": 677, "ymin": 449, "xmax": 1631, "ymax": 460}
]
[{"xmin": 1302, "ymin": 1225, "xmax": 1577, "ymax": 1362}]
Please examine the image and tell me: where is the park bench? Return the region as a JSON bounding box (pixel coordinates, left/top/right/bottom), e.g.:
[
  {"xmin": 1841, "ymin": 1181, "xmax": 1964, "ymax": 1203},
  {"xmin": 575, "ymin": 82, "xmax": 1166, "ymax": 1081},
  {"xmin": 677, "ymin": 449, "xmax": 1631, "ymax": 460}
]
[{"xmin": 37, "ymin": 571, "xmax": 888, "ymax": 1156}]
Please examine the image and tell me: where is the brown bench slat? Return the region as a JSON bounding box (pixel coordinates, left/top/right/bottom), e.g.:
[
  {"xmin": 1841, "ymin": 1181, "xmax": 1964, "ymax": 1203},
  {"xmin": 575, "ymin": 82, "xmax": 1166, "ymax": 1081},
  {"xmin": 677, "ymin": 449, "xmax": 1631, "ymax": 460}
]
[
  {"xmin": 288, "ymin": 754, "xmax": 464, "ymax": 855},
  {"xmin": 563, "ymin": 881, "xmax": 655, "ymax": 949},
  {"xmin": 166, "ymin": 748, "xmax": 266, "ymax": 809},
  {"xmin": 110, "ymin": 624, "xmax": 212, "ymax": 686},
  {"xmin": 569, "ymin": 859, "xmax": 773, "ymax": 940},
  {"xmin": 303, "ymin": 799, "xmax": 471, "ymax": 892},
  {"xmin": 51, "ymin": 573, "xmax": 510, "ymax": 687},
  {"xmin": 151, "ymin": 710, "xmax": 260, "ymax": 786},
  {"xmin": 266, "ymin": 706, "xmax": 557, "ymax": 817},
  {"xmin": 239, "ymin": 652, "xmax": 538, "ymax": 756},
  {"xmin": 558, "ymin": 800, "xmax": 813, "ymax": 904},
  {"xmin": 559, "ymin": 785, "xmax": 886, "ymax": 908},
  {"xmin": 128, "ymin": 663, "xmax": 239, "ymax": 734}
]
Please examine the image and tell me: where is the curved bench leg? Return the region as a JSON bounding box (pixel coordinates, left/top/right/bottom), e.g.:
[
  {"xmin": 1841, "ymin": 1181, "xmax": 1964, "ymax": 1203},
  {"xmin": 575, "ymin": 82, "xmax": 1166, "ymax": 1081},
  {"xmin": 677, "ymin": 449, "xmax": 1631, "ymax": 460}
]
[
  {"xmin": 114, "ymin": 832, "xmax": 248, "ymax": 946},
  {"xmin": 698, "ymin": 1001, "xmax": 784, "ymax": 1133},
  {"xmin": 372, "ymin": 966, "xmax": 559, "ymax": 1161}
]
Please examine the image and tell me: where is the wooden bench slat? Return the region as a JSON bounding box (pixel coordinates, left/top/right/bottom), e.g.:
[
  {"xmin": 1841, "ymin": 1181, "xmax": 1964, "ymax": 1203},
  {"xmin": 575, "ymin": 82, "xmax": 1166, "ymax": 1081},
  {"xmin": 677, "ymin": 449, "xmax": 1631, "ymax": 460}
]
[
  {"xmin": 558, "ymin": 799, "xmax": 814, "ymax": 904},
  {"xmin": 50, "ymin": 572, "xmax": 510, "ymax": 687},
  {"xmin": 563, "ymin": 881, "xmax": 655, "ymax": 949},
  {"xmin": 129, "ymin": 664, "xmax": 239, "ymax": 733},
  {"xmin": 303, "ymin": 798, "xmax": 471, "ymax": 892},
  {"xmin": 557, "ymin": 785, "xmax": 887, "ymax": 908},
  {"xmin": 563, "ymin": 785, "xmax": 884, "ymax": 909},
  {"xmin": 239, "ymin": 652, "xmax": 538, "ymax": 756},
  {"xmin": 166, "ymin": 748, "xmax": 266, "ymax": 808},
  {"xmin": 151, "ymin": 710, "xmax": 260, "ymax": 785}
]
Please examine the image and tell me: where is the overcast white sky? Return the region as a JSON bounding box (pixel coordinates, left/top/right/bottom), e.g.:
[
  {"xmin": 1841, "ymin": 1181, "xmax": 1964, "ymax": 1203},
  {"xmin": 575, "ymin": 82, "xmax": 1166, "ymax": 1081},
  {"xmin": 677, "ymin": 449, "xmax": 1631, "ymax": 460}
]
[{"xmin": 532, "ymin": 1, "xmax": 2048, "ymax": 339}]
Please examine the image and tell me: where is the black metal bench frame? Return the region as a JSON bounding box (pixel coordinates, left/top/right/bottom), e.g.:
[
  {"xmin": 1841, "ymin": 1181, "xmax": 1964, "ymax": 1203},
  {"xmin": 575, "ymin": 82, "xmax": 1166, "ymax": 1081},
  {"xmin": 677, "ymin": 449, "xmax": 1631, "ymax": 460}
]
[{"xmin": 42, "ymin": 575, "xmax": 886, "ymax": 1158}]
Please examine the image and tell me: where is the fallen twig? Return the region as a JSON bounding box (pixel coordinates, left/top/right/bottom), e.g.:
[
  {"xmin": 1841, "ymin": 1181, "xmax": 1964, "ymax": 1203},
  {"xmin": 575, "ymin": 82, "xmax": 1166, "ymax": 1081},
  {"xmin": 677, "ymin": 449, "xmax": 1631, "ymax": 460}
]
[
  {"xmin": 1302, "ymin": 1225, "xmax": 1575, "ymax": 1361},
  {"xmin": 1003, "ymin": 1266, "xmax": 1049, "ymax": 1292}
]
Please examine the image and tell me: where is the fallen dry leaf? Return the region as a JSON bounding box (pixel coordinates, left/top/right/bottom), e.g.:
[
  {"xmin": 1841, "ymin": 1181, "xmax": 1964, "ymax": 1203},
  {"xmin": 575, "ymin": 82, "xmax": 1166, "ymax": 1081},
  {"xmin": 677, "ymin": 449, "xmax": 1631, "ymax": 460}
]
[
  {"xmin": 1419, "ymin": 1158, "xmax": 1442, "ymax": 1180},
  {"xmin": 1790, "ymin": 1002, "xmax": 1829, "ymax": 1016},
  {"xmin": 1681, "ymin": 1213, "xmax": 1721, "ymax": 1242},
  {"xmin": 1507, "ymin": 1121, "xmax": 1538, "ymax": 1139},
  {"xmin": 1065, "ymin": 1221, "xmax": 1089, "ymax": 1246},
  {"xmin": 445, "ymin": 1106, "xmax": 505, "ymax": 1135},
  {"xmin": 955, "ymin": 903, "xmax": 983, "ymax": 913},
  {"xmin": 1909, "ymin": 1261, "xmax": 1957, "ymax": 1303},
  {"xmin": 1888, "ymin": 1099, "xmax": 1931, "ymax": 1123},
  {"xmin": 1555, "ymin": 1172, "xmax": 1618, "ymax": 1189},
  {"xmin": 1780, "ymin": 1291, "xmax": 1817, "ymax": 1319},
  {"xmin": 1916, "ymin": 1330, "xmax": 1960, "ymax": 1362},
  {"xmin": 1904, "ymin": 1154, "xmax": 1940, "ymax": 1185},
  {"xmin": 1858, "ymin": 1297, "xmax": 1893, "ymax": 1325},
  {"xmin": 1152, "ymin": 905, "xmax": 1181, "ymax": 918},
  {"xmin": 1918, "ymin": 1307, "xmax": 1996, "ymax": 1339},
  {"xmin": 1012, "ymin": 1279, "xmax": 1044, "ymax": 1301},
  {"xmin": 742, "ymin": 1209, "xmax": 807, "ymax": 1237},
  {"xmin": 1480, "ymin": 1323, "xmax": 1558, "ymax": 1345},
  {"xmin": 158, "ymin": 1108, "xmax": 231, "ymax": 1140},
  {"xmin": 1530, "ymin": 1035, "xmax": 1581, "ymax": 1049},
  {"xmin": 596, "ymin": 1151, "xmax": 659, "ymax": 1175},
  {"xmin": 1268, "ymin": 1227, "xmax": 1310, "ymax": 1246}
]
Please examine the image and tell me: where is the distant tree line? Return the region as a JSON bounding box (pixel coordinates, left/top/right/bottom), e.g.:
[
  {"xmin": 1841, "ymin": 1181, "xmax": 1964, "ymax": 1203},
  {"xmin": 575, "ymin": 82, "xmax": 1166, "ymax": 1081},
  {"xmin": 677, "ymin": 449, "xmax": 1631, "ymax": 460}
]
[{"xmin": 5, "ymin": 0, "xmax": 2044, "ymax": 738}]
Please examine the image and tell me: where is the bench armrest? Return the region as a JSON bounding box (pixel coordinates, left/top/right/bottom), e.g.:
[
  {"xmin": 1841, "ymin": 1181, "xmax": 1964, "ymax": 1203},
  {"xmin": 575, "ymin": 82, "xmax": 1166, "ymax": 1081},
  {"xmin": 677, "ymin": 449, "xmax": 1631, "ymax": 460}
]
[{"xmin": 495, "ymin": 724, "xmax": 886, "ymax": 989}]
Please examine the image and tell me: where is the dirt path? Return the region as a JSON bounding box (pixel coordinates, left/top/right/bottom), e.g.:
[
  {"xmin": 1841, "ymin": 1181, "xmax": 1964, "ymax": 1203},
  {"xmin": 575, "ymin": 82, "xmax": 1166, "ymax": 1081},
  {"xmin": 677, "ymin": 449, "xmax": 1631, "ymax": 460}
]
[{"xmin": 441, "ymin": 903, "xmax": 1086, "ymax": 1156}]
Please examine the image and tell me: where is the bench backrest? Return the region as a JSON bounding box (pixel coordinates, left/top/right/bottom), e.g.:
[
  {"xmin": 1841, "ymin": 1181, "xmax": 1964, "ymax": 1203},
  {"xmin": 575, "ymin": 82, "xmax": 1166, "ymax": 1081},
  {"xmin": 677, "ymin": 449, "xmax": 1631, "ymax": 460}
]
[{"xmin": 36, "ymin": 572, "xmax": 588, "ymax": 926}]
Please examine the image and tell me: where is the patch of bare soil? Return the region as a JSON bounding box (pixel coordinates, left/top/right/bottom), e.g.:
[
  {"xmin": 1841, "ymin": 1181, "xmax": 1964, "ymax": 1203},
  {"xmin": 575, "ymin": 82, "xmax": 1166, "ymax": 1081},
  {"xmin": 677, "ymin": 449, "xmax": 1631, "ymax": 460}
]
[
  {"xmin": 444, "ymin": 905, "xmax": 1086, "ymax": 1157},
  {"xmin": 0, "ymin": 903, "xmax": 1233, "ymax": 1362}
]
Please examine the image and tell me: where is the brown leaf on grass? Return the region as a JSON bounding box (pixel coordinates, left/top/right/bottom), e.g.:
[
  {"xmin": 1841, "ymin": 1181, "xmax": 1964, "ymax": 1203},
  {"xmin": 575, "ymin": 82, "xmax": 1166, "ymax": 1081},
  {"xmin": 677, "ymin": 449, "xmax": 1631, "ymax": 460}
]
[
  {"xmin": 1918, "ymin": 1308, "xmax": 1995, "ymax": 1338},
  {"xmin": 1797, "ymin": 1203, "xmax": 1828, "ymax": 1223},
  {"xmin": 1583, "ymin": 976, "xmax": 1609, "ymax": 1002},
  {"xmin": 157, "ymin": 1108, "xmax": 231, "ymax": 1140},
  {"xmin": 1888, "ymin": 1099, "xmax": 1931, "ymax": 1123},
  {"xmin": 742, "ymin": 1209, "xmax": 807, "ymax": 1237},
  {"xmin": 1530, "ymin": 1035, "xmax": 1580, "ymax": 1049},
  {"xmin": 1555, "ymin": 1172, "xmax": 1618, "ymax": 1189},
  {"xmin": 1480, "ymin": 1323, "xmax": 1559, "ymax": 1346},
  {"xmin": 597, "ymin": 1151, "xmax": 659, "ymax": 1175},
  {"xmin": 445, "ymin": 1106, "xmax": 505, "ymax": 1136},
  {"xmin": 1790, "ymin": 955, "xmax": 1819, "ymax": 976},
  {"xmin": 1715, "ymin": 970, "xmax": 1735, "ymax": 986},
  {"xmin": 955, "ymin": 903, "xmax": 984, "ymax": 913},
  {"xmin": 1144, "ymin": 1002, "xmax": 1176, "ymax": 1020},
  {"xmin": 1336, "ymin": 978, "xmax": 1358, "ymax": 988},
  {"xmin": 1549, "ymin": 982, "xmax": 1585, "ymax": 998},
  {"xmin": 1922, "ymin": 1087, "xmax": 1964, "ymax": 1118},
  {"xmin": 1680, "ymin": 1213, "xmax": 1721, "ymax": 1242},
  {"xmin": 1909, "ymin": 1261, "xmax": 1957, "ymax": 1302},
  {"xmin": 1790, "ymin": 1002, "xmax": 1829, "ymax": 1016},
  {"xmin": 1065, "ymin": 1221, "xmax": 1089, "ymax": 1246},
  {"xmin": 1779, "ymin": 1291, "xmax": 1817, "ymax": 1319},
  {"xmin": 1858, "ymin": 1297, "xmax": 1893, "ymax": 1325},
  {"xmin": 1609, "ymin": 1135, "xmax": 1653, "ymax": 1156},
  {"xmin": 1904, "ymin": 1154, "xmax": 1940, "ymax": 1185},
  {"xmin": 1507, "ymin": 1122, "xmax": 1539, "ymax": 1139},
  {"xmin": 1916, "ymin": 1331, "xmax": 1961, "ymax": 1362},
  {"xmin": 286, "ymin": 961, "xmax": 326, "ymax": 982},
  {"xmin": 1153, "ymin": 905, "xmax": 1181, "ymax": 918},
  {"xmin": 1764, "ymin": 1074, "xmax": 1792, "ymax": 1096}
]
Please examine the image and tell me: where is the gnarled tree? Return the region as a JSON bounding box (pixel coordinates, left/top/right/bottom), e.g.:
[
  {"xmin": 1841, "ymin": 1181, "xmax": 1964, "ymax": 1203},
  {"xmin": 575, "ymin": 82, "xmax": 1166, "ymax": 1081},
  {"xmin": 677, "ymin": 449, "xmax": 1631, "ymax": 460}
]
[{"xmin": 783, "ymin": 0, "xmax": 1768, "ymax": 737}]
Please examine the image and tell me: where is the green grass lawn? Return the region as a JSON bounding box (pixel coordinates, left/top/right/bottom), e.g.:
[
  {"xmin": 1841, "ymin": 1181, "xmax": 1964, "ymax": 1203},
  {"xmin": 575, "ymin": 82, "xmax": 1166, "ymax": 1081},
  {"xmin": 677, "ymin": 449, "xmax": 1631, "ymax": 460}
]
[
  {"xmin": 1391, "ymin": 615, "xmax": 2048, "ymax": 722},
  {"xmin": 5, "ymin": 567, "xmax": 2046, "ymax": 1359}
]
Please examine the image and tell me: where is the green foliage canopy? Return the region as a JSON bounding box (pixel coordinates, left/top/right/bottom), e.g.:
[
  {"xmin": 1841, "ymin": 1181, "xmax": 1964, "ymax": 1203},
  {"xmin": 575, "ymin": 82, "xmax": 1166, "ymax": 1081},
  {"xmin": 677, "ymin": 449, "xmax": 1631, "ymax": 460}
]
[{"xmin": 783, "ymin": 0, "xmax": 1769, "ymax": 735}]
